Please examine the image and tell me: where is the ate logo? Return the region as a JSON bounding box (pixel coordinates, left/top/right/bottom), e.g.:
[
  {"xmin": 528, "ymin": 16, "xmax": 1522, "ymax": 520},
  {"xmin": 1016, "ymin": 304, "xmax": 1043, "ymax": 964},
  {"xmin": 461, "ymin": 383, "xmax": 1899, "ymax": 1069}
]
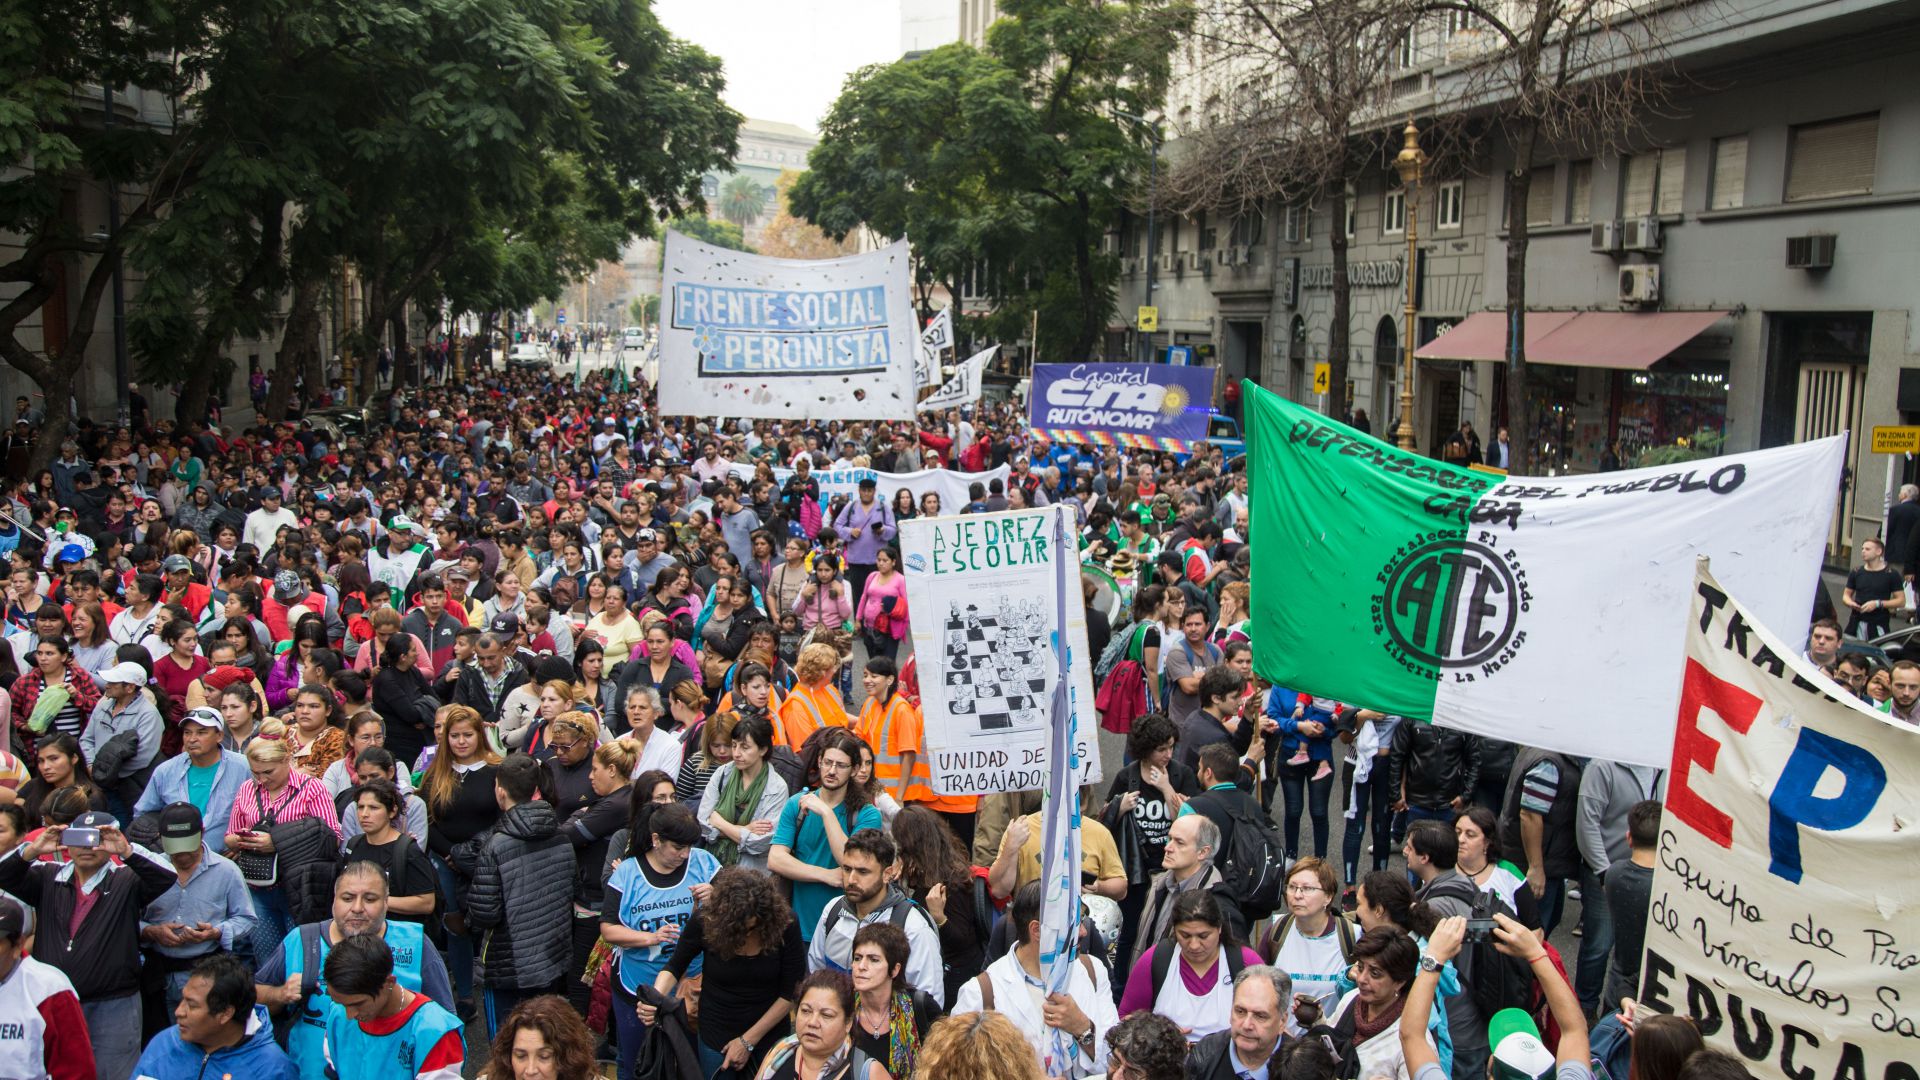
[{"xmin": 1375, "ymin": 534, "xmax": 1530, "ymax": 678}]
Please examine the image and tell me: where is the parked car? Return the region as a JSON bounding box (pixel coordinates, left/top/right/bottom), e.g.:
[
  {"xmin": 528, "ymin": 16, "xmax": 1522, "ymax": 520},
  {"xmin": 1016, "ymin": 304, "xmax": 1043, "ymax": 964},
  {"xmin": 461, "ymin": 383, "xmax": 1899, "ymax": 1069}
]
[{"xmin": 508, "ymin": 343, "xmax": 549, "ymax": 368}]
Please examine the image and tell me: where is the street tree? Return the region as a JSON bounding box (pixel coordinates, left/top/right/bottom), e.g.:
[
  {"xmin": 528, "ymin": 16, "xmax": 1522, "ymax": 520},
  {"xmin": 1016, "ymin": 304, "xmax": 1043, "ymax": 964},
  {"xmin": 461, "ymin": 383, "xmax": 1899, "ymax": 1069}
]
[
  {"xmin": 1417, "ymin": 0, "xmax": 1682, "ymax": 472},
  {"xmin": 662, "ymin": 214, "xmax": 754, "ymax": 256},
  {"xmin": 1167, "ymin": 0, "xmax": 1416, "ymax": 424},
  {"xmin": 0, "ymin": 0, "xmax": 221, "ymax": 471},
  {"xmin": 793, "ymin": 0, "xmax": 1191, "ymax": 360},
  {"xmin": 759, "ymin": 170, "xmax": 860, "ymax": 261},
  {"xmin": 719, "ymin": 174, "xmax": 770, "ymax": 228}
]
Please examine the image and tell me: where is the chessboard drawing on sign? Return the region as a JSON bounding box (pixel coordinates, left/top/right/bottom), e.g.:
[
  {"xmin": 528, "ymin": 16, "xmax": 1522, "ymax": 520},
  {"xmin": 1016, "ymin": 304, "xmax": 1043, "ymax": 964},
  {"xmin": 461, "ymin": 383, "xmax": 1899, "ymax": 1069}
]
[{"xmin": 944, "ymin": 599, "xmax": 1052, "ymax": 734}]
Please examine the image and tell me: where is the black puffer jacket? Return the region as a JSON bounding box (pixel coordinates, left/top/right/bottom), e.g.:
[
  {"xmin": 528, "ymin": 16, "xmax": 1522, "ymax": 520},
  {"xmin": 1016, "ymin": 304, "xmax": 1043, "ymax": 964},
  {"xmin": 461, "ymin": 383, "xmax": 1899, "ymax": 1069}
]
[
  {"xmin": 1384, "ymin": 722, "xmax": 1480, "ymax": 811},
  {"xmin": 466, "ymin": 800, "xmax": 577, "ymax": 988}
]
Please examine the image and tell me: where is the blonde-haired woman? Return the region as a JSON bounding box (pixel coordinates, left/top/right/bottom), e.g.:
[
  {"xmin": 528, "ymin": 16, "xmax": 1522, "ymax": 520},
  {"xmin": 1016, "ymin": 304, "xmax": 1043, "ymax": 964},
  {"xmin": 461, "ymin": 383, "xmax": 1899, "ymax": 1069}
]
[
  {"xmin": 543, "ymin": 711, "xmax": 604, "ymax": 821},
  {"xmin": 776, "ymin": 642, "xmax": 849, "ymax": 749},
  {"xmin": 561, "ymin": 737, "xmax": 640, "ymax": 1014},
  {"xmin": 226, "ymin": 717, "xmax": 342, "ymax": 959},
  {"xmin": 527, "ymin": 678, "xmax": 592, "ymax": 757},
  {"xmin": 420, "ymin": 703, "xmax": 503, "ymax": 1009}
]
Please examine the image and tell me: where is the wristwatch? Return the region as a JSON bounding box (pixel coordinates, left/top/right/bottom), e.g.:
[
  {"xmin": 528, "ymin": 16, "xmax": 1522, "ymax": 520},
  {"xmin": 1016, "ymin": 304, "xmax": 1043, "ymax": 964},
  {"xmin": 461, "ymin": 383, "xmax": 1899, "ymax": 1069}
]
[{"xmin": 1418, "ymin": 954, "xmax": 1443, "ymax": 975}]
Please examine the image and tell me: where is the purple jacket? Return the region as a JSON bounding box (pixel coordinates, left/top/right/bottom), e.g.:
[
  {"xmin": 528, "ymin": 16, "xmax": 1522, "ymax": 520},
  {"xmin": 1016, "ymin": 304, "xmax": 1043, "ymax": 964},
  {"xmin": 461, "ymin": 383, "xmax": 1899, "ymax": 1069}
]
[
  {"xmin": 265, "ymin": 652, "xmax": 303, "ymax": 710},
  {"xmin": 832, "ymin": 496, "xmax": 896, "ymax": 566}
]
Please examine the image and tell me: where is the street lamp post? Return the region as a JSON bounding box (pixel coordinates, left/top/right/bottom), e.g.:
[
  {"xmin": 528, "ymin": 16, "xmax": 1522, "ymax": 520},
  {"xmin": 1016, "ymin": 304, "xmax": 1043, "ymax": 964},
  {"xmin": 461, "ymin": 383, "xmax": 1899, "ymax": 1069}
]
[
  {"xmin": 1392, "ymin": 118, "xmax": 1428, "ymax": 453},
  {"xmin": 1115, "ymin": 112, "xmax": 1162, "ymax": 365}
]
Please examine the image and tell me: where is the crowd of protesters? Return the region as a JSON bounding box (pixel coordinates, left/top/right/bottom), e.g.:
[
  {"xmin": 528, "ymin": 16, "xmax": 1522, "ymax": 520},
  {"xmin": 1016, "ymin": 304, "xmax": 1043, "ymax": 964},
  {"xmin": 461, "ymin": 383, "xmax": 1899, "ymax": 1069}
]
[{"xmin": 0, "ymin": 353, "xmax": 1762, "ymax": 1080}]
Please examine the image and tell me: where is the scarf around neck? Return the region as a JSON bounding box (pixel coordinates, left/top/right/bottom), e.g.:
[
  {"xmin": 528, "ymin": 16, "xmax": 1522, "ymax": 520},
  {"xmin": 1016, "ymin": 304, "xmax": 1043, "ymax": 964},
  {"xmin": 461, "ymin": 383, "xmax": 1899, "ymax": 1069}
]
[{"xmin": 711, "ymin": 760, "xmax": 770, "ymax": 866}]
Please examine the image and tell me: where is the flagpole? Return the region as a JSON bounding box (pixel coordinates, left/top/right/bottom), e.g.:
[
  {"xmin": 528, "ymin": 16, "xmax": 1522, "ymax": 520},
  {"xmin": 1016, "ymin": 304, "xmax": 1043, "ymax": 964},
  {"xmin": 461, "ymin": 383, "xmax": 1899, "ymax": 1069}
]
[{"xmin": 1035, "ymin": 504, "xmax": 1083, "ymax": 1077}]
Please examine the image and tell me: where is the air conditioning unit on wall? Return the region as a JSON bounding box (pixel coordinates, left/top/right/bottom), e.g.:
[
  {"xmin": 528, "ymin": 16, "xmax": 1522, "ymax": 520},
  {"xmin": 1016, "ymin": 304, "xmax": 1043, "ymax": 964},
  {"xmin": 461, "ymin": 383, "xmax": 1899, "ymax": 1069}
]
[
  {"xmin": 1786, "ymin": 234, "xmax": 1836, "ymax": 269},
  {"xmin": 1590, "ymin": 222, "xmax": 1621, "ymax": 254},
  {"xmin": 1619, "ymin": 264, "xmax": 1661, "ymax": 305},
  {"xmin": 1621, "ymin": 216, "xmax": 1662, "ymax": 253}
]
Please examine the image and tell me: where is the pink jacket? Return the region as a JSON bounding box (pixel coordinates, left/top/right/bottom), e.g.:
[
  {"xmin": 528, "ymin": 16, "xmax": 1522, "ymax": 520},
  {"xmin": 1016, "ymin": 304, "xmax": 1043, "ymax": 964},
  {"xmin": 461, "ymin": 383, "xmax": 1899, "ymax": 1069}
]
[{"xmin": 857, "ymin": 572, "xmax": 910, "ymax": 639}]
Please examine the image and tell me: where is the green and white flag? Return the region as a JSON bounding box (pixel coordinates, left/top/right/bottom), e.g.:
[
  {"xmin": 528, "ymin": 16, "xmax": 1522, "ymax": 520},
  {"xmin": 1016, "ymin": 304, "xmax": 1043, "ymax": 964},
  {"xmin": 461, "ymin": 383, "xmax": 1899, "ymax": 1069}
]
[{"xmin": 1243, "ymin": 381, "xmax": 1845, "ymax": 766}]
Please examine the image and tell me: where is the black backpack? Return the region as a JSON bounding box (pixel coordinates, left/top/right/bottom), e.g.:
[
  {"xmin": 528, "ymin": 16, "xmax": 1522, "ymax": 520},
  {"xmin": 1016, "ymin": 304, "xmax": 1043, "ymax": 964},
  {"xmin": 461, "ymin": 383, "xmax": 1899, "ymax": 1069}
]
[
  {"xmin": 1421, "ymin": 876, "xmax": 1536, "ymax": 1020},
  {"xmin": 1209, "ymin": 793, "xmax": 1288, "ymax": 920}
]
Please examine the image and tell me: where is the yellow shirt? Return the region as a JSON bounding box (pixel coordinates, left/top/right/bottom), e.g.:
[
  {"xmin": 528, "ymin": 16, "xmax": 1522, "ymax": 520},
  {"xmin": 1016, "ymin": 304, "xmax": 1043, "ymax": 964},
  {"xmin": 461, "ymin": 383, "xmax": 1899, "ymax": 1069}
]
[{"xmin": 1007, "ymin": 811, "xmax": 1125, "ymax": 893}]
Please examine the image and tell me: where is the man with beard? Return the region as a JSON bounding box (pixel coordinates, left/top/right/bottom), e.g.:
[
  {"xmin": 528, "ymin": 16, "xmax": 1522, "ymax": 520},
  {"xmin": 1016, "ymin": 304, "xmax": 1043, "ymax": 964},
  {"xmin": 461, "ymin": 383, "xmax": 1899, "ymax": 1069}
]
[{"xmin": 805, "ymin": 827, "xmax": 945, "ymax": 1007}]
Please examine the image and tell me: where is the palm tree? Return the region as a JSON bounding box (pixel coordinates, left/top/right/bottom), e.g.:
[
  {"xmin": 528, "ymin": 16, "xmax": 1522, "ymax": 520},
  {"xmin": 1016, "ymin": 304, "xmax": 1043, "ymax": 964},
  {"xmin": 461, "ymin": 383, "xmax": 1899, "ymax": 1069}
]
[{"xmin": 719, "ymin": 174, "xmax": 769, "ymax": 227}]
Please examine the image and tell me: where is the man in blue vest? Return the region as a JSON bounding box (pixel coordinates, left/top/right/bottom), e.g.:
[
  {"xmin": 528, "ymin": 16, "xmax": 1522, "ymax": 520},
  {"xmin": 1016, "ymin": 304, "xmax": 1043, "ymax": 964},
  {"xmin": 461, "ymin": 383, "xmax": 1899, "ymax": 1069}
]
[{"xmin": 251, "ymin": 861, "xmax": 453, "ymax": 1076}]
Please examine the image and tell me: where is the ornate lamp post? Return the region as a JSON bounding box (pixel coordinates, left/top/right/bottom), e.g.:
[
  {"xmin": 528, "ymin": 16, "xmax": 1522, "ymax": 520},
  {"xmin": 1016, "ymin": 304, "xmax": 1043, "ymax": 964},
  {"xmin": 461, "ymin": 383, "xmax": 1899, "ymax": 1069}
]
[{"xmin": 1392, "ymin": 117, "xmax": 1427, "ymax": 452}]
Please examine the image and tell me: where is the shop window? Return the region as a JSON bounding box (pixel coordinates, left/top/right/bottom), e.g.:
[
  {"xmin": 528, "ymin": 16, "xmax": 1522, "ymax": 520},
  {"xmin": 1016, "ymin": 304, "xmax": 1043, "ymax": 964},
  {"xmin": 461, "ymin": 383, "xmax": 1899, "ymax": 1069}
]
[
  {"xmin": 1567, "ymin": 161, "xmax": 1592, "ymax": 224},
  {"xmin": 1383, "ymin": 189, "xmax": 1406, "ymax": 236},
  {"xmin": 1786, "ymin": 114, "xmax": 1877, "ymax": 202},
  {"xmin": 1710, "ymin": 135, "xmax": 1747, "ymax": 209},
  {"xmin": 1435, "ymin": 182, "xmax": 1462, "ymax": 230}
]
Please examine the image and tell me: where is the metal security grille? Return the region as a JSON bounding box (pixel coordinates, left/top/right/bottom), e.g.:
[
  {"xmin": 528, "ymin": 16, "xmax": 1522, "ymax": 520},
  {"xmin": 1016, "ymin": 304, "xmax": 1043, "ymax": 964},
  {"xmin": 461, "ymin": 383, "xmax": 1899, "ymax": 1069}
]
[{"xmin": 1795, "ymin": 360, "xmax": 1865, "ymax": 558}]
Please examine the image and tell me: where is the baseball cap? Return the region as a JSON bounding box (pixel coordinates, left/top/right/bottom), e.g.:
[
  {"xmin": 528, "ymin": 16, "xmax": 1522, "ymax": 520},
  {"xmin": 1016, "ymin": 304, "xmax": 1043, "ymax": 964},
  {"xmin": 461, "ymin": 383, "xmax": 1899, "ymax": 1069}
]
[
  {"xmin": 387, "ymin": 514, "xmax": 420, "ymax": 533},
  {"xmin": 0, "ymin": 896, "xmax": 23, "ymax": 940},
  {"xmin": 258, "ymin": 485, "xmax": 281, "ymax": 501},
  {"xmin": 182, "ymin": 705, "xmax": 226, "ymax": 729},
  {"xmin": 488, "ymin": 613, "xmax": 521, "ymax": 635},
  {"xmin": 161, "ymin": 554, "xmax": 193, "ymax": 573},
  {"xmin": 1488, "ymin": 1009, "xmax": 1557, "ymax": 1080},
  {"xmin": 446, "ymin": 566, "xmax": 472, "ymax": 582},
  {"xmin": 72, "ymin": 810, "xmax": 118, "ymax": 831},
  {"xmin": 273, "ymin": 570, "xmax": 306, "ymax": 601},
  {"xmin": 100, "ymin": 661, "xmax": 149, "ymax": 687},
  {"xmin": 157, "ymin": 803, "xmax": 205, "ymax": 855},
  {"xmin": 635, "ymin": 527, "xmax": 658, "ymax": 544}
]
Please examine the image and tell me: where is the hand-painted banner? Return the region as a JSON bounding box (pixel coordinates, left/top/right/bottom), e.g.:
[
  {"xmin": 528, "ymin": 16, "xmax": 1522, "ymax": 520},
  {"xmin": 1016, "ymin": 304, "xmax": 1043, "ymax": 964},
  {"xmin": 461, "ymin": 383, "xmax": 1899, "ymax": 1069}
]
[
  {"xmin": 900, "ymin": 505, "xmax": 1101, "ymax": 795},
  {"xmin": 1243, "ymin": 381, "xmax": 1845, "ymax": 766},
  {"xmin": 659, "ymin": 231, "xmax": 918, "ymax": 420},
  {"xmin": 725, "ymin": 462, "xmax": 1008, "ymax": 519},
  {"xmin": 1640, "ymin": 563, "xmax": 1919, "ymax": 1079},
  {"xmin": 1027, "ymin": 362, "xmax": 1217, "ymax": 452},
  {"xmin": 918, "ymin": 346, "xmax": 996, "ymax": 413}
]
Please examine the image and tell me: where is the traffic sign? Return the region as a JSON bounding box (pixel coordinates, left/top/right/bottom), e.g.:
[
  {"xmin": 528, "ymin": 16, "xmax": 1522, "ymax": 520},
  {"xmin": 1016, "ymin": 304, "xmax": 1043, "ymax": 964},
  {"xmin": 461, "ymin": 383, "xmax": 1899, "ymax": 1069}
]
[
  {"xmin": 1871, "ymin": 426, "xmax": 1920, "ymax": 453},
  {"xmin": 556, "ymin": 307, "xmax": 568, "ymax": 325},
  {"xmin": 1166, "ymin": 345, "xmax": 1194, "ymax": 366},
  {"xmin": 1312, "ymin": 362, "xmax": 1330, "ymax": 395},
  {"xmin": 1137, "ymin": 306, "xmax": 1159, "ymax": 333}
]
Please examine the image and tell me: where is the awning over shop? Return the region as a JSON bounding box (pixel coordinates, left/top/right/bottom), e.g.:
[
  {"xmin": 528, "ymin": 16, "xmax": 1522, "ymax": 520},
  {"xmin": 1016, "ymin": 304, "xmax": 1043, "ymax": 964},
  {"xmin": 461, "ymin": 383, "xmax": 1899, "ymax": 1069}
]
[{"xmin": 1415, "ymin": 310, "xmax": 1729, "ymax": 370}]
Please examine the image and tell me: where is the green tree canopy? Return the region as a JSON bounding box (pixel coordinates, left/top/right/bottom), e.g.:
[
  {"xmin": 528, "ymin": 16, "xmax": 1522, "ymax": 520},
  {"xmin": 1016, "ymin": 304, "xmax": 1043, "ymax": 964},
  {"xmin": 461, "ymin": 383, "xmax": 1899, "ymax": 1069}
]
[{"xmin": 792, "ymin": 0, "xmax": 1190, "ymax": 359}]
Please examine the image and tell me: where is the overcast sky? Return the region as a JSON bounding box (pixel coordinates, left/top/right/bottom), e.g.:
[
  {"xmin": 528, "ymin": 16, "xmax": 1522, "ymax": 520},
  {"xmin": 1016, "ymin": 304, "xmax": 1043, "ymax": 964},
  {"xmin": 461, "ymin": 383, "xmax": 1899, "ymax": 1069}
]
[{"xmin": 652, "ymin": 0, "xmax": 902, "ymax": 132}]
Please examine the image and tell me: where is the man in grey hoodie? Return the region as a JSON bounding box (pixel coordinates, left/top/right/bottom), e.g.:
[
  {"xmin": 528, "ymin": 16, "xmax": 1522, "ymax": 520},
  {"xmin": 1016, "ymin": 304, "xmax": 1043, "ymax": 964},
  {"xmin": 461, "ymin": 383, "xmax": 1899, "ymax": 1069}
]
[{"xmin": 1575, "ymin": 758, "xmax": 1666, "ymax": 1016}]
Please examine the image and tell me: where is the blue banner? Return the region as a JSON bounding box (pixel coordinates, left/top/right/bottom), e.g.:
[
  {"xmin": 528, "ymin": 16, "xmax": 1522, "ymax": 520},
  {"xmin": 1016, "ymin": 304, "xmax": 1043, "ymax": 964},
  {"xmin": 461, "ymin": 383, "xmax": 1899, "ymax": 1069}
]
[{"xmin": 1028, "ymin": 362, "xmax": 1216, "ymax": 451}]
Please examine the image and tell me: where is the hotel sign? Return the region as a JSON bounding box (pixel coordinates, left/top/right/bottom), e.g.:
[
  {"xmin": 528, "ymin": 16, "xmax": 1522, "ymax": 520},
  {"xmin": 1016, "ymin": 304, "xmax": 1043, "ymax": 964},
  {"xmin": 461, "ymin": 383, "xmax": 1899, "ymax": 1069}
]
[{"xmin": 1299, "ymin": 259, "xmax": 1403, "ymax": 289}]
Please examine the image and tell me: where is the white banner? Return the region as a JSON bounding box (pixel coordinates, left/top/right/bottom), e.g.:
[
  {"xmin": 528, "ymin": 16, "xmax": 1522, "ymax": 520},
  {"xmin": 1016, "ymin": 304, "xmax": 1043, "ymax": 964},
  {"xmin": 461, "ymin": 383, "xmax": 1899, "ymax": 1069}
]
[
  {"xmin": 900, "ymin": 506, "xmax": 1101, "ymax": 795},
  {"xmin": 1642, "ymin": 563, "xmax": 1919, "ymax": 1078},
  {"xmin": 725, "ymin": 462, "xmax": 1009, "ymax": 519},
  {"xmin": 916, "ymin": 309, "xmax": 953, "ymax": 391},
  {"xmin": 918, "ymin": 346, "xmax": 995, "ymax": 413},
  {"xmin": 658, "ymin": 231, "xmax": 918, "ymax": 420}
]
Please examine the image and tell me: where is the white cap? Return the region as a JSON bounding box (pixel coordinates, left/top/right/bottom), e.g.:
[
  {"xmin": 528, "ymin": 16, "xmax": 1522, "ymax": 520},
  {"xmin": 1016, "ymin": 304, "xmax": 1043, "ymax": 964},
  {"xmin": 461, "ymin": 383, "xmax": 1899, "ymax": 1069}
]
[{"xmin": 100, "ymin": 661, "xmax": 149, "ymax": 686}]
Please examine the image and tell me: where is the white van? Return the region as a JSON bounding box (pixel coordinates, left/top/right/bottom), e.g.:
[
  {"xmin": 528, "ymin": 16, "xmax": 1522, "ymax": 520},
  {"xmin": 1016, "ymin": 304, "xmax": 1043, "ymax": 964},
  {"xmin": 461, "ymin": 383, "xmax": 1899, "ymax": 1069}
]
[{"xmin": 622, "ymin": 326, "xmax": 645, "ymax": 351}]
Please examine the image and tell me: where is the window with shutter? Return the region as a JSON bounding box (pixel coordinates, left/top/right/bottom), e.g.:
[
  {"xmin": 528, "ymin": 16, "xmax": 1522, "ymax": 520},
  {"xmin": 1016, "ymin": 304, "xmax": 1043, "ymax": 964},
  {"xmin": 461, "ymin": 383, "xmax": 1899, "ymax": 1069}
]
[
  {"xmin": 1710, "ymin": 136, "xmax": 1747, "ymax": 210},
  {"xmin": 1436, "ymin": 182, "xmax": 1463, "ymax": 230},
  {"xmin": 1568, "ymin": 161, "xmax": 1593, "ymax": 224},
  {"xmin": 1621, "ymin": 153, "xmax": 1657, "ymax": 216},
  {"xmin": 1526, "ymin": 168, "xmax": 1555, "ymax": 226},
  {"xmin": 1383, "ymin": 190, "xmax": 1406, "ymax": 235},
  {"xmin": 1787, "ymin": 115, "xmax": 1878, "ymax": 201},
  {"xmin": 1657, "ymin": 149, "xmax": 1686, "ymax": 214}
]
